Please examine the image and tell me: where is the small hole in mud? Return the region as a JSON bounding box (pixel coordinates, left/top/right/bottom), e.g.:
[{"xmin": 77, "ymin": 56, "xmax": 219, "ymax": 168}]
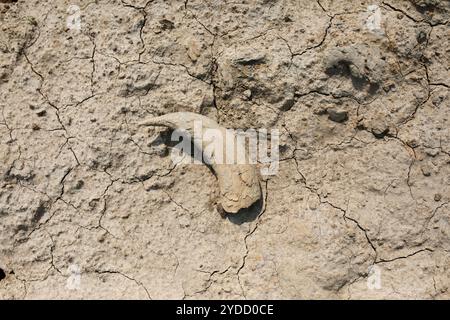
[{"xmin": 0, "ymin": 268, "xmax": 6, "ymax": 281}]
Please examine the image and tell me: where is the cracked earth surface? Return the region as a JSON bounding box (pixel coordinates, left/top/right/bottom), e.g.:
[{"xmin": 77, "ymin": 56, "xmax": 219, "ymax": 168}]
[{"xmin": 0, "ymin": 0, "xmax": 449, "ymax": 299}]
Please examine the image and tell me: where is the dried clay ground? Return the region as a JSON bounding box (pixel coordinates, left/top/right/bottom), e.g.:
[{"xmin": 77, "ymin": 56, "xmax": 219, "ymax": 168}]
[{"xmin": 0, "ymin": 0, "xmax": 449, "ymax": 299}]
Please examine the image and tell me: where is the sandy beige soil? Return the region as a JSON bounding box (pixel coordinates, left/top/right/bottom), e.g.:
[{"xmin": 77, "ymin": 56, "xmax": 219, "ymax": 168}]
[{"xmin": 0, "ymin": 0, "xmax": 449, "ymax": 299}]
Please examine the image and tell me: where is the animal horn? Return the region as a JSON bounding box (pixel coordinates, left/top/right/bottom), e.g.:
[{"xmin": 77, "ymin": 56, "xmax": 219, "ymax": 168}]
[{"xmin": 140, "ymin": 112, "xmax": 261, "ymax": 215}]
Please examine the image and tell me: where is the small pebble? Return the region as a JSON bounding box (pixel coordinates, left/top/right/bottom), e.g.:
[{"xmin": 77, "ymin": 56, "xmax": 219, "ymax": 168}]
[
  {"xmin": 243, "ymin": 89, "xmax": 252, "ymax": 100},
  {"xmin": 36, "ymin": 109, "xmax": 47, "ymax": 117},
  {"xmin": 327, "ymin": 109, "xmax": 348, "ymax": 123},
  {"xmin": 421, "ymin": 165, "xmax": 431, "ymax": 177}
]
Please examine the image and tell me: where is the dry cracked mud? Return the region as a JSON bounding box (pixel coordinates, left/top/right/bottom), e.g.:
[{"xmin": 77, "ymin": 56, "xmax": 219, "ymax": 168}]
[{"xmin": 0, "ymin": 0, "xmax": 449, "ymax": 299}]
